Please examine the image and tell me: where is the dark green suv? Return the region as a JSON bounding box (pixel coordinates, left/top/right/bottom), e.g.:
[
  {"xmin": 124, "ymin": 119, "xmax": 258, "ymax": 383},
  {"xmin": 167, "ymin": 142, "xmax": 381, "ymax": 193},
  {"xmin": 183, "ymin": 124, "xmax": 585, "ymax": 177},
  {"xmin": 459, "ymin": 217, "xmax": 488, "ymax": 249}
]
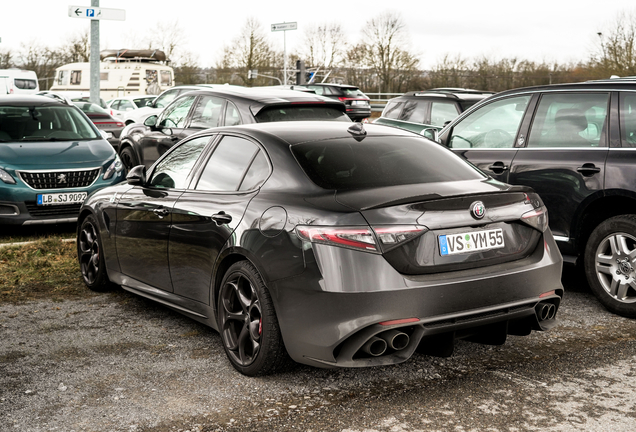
[{"xmin": 374, "ymin": 89, "xmax": 493, "ymax": 135}]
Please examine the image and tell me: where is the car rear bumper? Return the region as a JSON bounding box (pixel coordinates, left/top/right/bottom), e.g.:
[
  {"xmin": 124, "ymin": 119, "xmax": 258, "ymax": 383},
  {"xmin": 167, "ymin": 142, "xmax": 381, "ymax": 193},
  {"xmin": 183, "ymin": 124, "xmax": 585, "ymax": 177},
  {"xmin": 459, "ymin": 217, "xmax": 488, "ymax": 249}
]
[{"xmin": 270, "ymin": 231, "xmax": 563, "ymax": 368}]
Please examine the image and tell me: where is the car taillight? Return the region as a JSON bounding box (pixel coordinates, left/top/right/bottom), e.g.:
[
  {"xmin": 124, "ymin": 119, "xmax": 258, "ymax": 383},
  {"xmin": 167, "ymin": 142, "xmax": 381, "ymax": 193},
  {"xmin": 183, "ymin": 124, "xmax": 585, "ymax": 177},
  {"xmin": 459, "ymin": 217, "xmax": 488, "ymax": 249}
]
[
  {"xmin": 521, "ymin": 206, "xmax": 549, "ymax": 232},
  {"xmin": 94, "ymin": 121, "xmax": 124, "ymax": 128},
  {"xmin": 296, "ymin": 225, "xmax": 427, "ymax": 254},
  {"xmin": 296, "ymin": 226, "xmax": 378, "ymax": 252},
  {"xmin": 372, "ymin": 226, "xmax": 428, "ymax": 252}
]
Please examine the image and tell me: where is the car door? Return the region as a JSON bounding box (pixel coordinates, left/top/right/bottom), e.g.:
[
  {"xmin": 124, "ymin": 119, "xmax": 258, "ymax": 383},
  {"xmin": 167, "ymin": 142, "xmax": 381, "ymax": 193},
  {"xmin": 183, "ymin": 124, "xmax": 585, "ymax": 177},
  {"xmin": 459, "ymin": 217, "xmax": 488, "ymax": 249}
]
[
  {"xmin": 441, "ymin": 94, "xmax": 534, "ymax": 183},
  {"xmin": 169, "ymin": 134, "xmax": 270, "ymax": 304},
  {"xmin": 508, "ymin": 91, "xmax": 611, "ymax": 247},
  {"xmin": 138, "ymin": 95, "xmax": 197, "ymax": 168},
  {"xmin": 115, "ymin": 135, "xmax": 211, "ymax": 292}
]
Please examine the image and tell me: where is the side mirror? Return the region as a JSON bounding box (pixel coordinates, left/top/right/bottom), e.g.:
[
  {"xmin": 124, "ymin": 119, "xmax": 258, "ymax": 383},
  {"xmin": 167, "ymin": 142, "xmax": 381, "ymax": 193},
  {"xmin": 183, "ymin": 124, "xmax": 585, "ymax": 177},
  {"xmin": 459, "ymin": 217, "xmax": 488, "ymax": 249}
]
[
  {"xmin": 144, "ymin": 115, "xmax": 158, "ymax": 128},
  {"xmin": 126, "ymin": 165, "xmax": 146, "ymax": 186},
  {"xmin": 146, "ymin": 100, "xmax": 154, "ymax": 107},
  {"xmin": 98, "ymin": 130, "xmax": 113, "ymax": 140},
  {"xmin": 422, "ymin": 128, "xmax": 439, "ymax": 142}
]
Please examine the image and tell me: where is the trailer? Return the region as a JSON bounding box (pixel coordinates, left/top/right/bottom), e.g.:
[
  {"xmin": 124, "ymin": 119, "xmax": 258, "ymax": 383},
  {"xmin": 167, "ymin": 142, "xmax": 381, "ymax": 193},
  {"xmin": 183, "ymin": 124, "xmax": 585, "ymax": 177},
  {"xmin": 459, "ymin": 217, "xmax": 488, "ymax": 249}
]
[{"xmin": 49, "ymin": 49, "xmax": 174, "ymax": 99}]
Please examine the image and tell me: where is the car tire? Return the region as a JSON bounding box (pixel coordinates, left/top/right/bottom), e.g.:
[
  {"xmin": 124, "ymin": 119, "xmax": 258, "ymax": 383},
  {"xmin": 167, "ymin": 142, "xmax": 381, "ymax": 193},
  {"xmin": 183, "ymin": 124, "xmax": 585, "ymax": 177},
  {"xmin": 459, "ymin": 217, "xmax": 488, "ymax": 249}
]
[
  {"xmin": 584, "ymin": 215, "xmax": 636, "ymax": 318},
  {"xmin": 77, "ymin": 215, "xmax": 113, "ymax": 292},
  {"xmin": 120, "ymin": 146, "xmax": 139, "ymax": 171},
  {"xmin": 217, "ymin": 261, "xmax": 292, "ymax": 376}
]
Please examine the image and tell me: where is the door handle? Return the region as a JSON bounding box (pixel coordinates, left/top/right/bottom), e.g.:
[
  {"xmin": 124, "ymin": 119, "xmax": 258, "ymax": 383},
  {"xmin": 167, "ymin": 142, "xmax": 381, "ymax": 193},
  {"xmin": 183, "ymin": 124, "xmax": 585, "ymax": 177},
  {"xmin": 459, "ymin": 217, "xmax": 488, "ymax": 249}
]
[
  {"xmin": 487, "ymin": 161, "xmax": 509, "ymax": 174},
  {"xmin": 576, "ymin": 163, "xmax": 601, "ymax": 176},
  {"xmin": 153, "ymin": 207, "xmax": 170, "ymax": 218},
  {"xmin": 211, "ymin": 211, "xmax": 232, "ymax": 226}
]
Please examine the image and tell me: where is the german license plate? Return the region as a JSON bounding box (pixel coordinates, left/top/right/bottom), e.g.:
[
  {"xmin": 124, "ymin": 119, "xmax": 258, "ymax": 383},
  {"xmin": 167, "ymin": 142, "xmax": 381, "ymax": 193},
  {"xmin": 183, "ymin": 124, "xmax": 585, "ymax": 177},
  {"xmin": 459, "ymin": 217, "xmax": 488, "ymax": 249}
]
[
  {"xmin": 37, "ymin": 192, "xmax": 87, "ymax": 206},
  {"xmin": 352, "ymin": 100, "xmax": 368, "ymax": 106},
  {"xmin": 439, "ymin": 228, "xmax": 504, "ymax": 256}
]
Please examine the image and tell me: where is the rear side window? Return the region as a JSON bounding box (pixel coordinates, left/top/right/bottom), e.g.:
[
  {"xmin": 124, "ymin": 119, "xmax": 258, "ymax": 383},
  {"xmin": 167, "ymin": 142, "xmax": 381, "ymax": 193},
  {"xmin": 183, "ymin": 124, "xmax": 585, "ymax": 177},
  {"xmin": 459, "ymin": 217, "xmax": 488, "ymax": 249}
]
[
  {"xmin": 255, "ymin": 106, "xmax": 349, "ymax": 122},
  {"xmin": 195, "ymin": 136, "xmax": 261, "ymax": 191},
  {"xmin": 399, "ymin": 100, "xmax": 427, "ymax": 123},
  {"xmin": 620, "ymin": 92, "xmax": 636, "ymax": 147},
  {"xmin": 430, "ymin": 102, "xmax": 459, "ymax": 127},
  {"xmin": 382, "ymin": 101, "xmax": 403, "ymax": 119},
  {"xmin": 291, "ymin": 136, "xmax": 485, "ymax": 190}
]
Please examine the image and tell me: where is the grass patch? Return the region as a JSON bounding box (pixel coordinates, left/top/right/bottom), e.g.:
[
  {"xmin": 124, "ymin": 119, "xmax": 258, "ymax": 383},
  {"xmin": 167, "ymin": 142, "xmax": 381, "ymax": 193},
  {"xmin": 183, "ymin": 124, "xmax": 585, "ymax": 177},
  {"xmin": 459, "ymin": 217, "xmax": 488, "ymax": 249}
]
[
  {"xmin": 0, "ymin": 223, "xmax": 76, "ymax": 244},
  {"xmin": 0, "ymin": 237, "xmax": 94, "ymax": 304}
]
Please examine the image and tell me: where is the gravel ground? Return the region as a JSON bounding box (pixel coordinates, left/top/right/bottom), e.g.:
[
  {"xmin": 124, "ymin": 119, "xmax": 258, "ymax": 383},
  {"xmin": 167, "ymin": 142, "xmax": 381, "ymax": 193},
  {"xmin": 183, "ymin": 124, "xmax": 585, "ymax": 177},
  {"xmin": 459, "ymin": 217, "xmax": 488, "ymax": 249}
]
[{"xmin": 1, "ymin": 282, "xmax": 636, "ymax": 431}]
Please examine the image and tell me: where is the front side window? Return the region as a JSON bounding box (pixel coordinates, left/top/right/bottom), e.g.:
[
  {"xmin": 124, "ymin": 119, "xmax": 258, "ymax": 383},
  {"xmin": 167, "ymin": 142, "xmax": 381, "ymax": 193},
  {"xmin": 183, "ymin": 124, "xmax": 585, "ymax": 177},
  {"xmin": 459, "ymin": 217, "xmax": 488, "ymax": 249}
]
[
  {"xmin": 159, "ymin": 96, "xmax": 196, "ymax": 128},
  {"xmin": 190, "ymin": 96, "xmax": 224, "ymax": 128},
  {"xmin": 195, "ymin": 136, "xmax": 260, "ymax": 191},
  {"xmin": 148, "ymin": 136, "xmax": 210, "ymax": 189},
  {"xmin": 0, "ymin": 105, "xmax": 99, "ymax": 142},
  {"xmin": 528, "ymin": 93, "xmax": 609, "ymax": 148},
  {"xmin": 449, "ymin": 95, "xmax": 531, "ymax": 149},
  {"xmin": 154, "ymin": 89, "xmax": 180, "ymax": 108},
  {"xmin": 430, "ymin": 102, "xmax": 460, "ymax": 127}
]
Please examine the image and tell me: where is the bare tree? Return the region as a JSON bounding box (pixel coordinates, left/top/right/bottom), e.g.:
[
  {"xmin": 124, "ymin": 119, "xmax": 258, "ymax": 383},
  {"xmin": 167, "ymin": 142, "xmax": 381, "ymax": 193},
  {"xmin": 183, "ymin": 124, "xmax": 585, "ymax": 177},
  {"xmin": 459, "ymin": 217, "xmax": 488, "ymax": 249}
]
[
  {"xmin": 359, "ymin": 12, "xmax": 419, "ymax": 93},
  {"xmin": 298, "ymin": 22, "xmax": 347, "ymax": 70},
  {"xmin": 0, "ymin": 49, "xmax": 13, "ymax": 69},
  {"xmin": 60, "ymin": 29, "xmax": 91, "ymax": 63},
  {"xmin": 218, "ymin": 18, "xmax": 276, "ymax": 86},
  {"xmin": 593, "ymin": 10, "xmax": 636, "ymax": 76},
  {"xmin": 15, "ymin": 42, "xmax": 64, "ymax": 90}
]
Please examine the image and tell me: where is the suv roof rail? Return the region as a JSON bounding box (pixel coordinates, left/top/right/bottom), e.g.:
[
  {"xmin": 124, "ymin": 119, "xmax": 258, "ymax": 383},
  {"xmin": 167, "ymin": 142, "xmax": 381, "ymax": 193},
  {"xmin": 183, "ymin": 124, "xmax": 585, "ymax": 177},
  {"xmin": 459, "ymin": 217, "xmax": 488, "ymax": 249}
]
[{"xmin": 36, "ymin": 91, "xmax": 72, "ymax": 106}]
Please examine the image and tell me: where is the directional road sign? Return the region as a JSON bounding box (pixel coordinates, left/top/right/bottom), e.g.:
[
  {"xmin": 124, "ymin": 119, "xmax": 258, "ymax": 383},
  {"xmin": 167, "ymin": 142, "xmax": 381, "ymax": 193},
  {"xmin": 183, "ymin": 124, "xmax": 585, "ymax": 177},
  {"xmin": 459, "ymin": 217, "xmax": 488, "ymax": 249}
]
[
  {"xmin": 68, "ymin": 6, "xmax": 126, "ymax": 21},
  {"xmin": 271, "ymin": 22, "xmax": 297, "ymax": 32}
]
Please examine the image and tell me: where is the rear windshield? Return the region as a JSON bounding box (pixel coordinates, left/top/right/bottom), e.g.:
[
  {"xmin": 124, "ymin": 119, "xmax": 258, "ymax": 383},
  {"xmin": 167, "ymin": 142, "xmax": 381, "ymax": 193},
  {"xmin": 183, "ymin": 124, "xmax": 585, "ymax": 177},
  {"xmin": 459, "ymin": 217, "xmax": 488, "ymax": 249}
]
[
  {"xmin": 255, "ymin": 105, "xmax": 350, "ymax": 122},
  {"xmin": 0, "ymin": 105, "xmax": 100, "ymax": 142},
  {"xmin": 14, "ymin": 79, "xmax": 37, "ymax": 90},
  {"xmin": 73, "ymin": 102, "xmax": 109, "ymax": 114},
  {"xmin": 291, "ymin": 136, "xmax": 485, "ymax": 190},
  {"xmin": 341, "ymin": 87, "xmax": 366, "ymax": 98}
]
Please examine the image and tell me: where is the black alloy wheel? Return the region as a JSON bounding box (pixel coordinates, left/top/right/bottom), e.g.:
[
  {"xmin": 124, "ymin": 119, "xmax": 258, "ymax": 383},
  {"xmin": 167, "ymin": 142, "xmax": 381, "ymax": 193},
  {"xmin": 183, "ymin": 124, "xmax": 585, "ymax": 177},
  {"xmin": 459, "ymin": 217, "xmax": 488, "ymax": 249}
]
[
  {"xmin": 119, "ymin": 146, "xmax": 139, "ymax": 171},
  {"xmin": 217, "ymin": 261, "xmax": 291, "ymax": 376},
  {"xmin": 585, "ymin": 215, "xmax": 636, "ymax": 318},
  {"xmin": 78, "ymin": 215, "xmax": 112, "ymax": 292}
]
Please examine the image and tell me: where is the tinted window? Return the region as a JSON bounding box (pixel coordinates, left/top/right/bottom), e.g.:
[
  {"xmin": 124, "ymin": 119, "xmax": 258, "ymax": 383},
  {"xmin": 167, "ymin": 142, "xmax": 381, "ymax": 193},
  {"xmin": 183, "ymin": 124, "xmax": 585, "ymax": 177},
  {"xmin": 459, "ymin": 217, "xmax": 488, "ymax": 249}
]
[
  {"xmin": 292, "ymin": 136, "xmax": 485, "ymax": 190},
  {"xmin": 224, "ymin": 101, "xmax": 241, "ymax": 126},
  {"xmin": 14, "ymin": 79, "xmax": 37, "ymax": 90},
  {"xmin": 400, "ymin": 100, "xmax": 427, "ymax": 123},
  {"xmin": 0, "ymin": 105, "xmax": 99, "ymax": 142},
  {"xmin": 190, "ymin": 95, "xmax": 224, "ymax": 128},
  {"xmin": 196, "ymin": 136, "xmax": 259, "ymax": 191},
  {"xmin": 430, "ymin": 102, "xmax": 460, "ymax": 127},
  {"xmin": 159, "ymin": 96, "xmax": 196, "ymax": 128},
  {"xmin": 73, "ymin": 102, "xmax": 109, "ymax": 114},
  {"xmin": 449, "ymin": 95, "xmax": 530, "ymax": 149},
  {"xmin": 528, "ymin": 93, "xmax": 609, "ymax": 148},
  {"xmin": 133, "ymin": 97, "xmax": 154, "ymax": 108},
  {"xmin": 154, "ymin": 89, "xmax": 181, "ymax": 108},
  {"xmin": 620, "ymin": 92, "xmax": 636, "ymax": 147},
  {"xmin": 341, "ymin": 88, "xmax": 366, "ymax": 97},
  {"xmin": 239, "ymin": 150, "xmax": 270, "ymax": 191},
  {"xmin": 148, "ymin": 136, "xmax": 210, "ymax": 189},
  {"xmin": 255, "ymin": 106, "xmax": 349, "ymax": 122},
  {"xmin": 382, "ymin": 101, "xmax": 404, "ymax": 119}
]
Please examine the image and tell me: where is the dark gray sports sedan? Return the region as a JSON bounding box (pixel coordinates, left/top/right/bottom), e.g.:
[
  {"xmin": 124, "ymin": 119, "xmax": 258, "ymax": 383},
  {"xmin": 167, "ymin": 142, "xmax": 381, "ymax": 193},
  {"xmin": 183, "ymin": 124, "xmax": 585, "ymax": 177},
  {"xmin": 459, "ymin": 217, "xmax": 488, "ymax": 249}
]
[{"xmin": 77, "ymin": 122, "xmax": 563, "ymax": 376}]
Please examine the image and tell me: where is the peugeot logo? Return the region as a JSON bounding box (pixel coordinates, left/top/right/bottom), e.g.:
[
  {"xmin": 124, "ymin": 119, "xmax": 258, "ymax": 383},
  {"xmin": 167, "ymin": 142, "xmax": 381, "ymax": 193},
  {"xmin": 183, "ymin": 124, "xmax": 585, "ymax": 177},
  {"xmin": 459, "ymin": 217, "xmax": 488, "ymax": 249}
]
[
  {"xmin": 57, "ymin": 173, "xmax": 67, "ymax": 184},
  {"xmin": 471, "ymin": 201, "xmax": 486, "ymax": 219}
]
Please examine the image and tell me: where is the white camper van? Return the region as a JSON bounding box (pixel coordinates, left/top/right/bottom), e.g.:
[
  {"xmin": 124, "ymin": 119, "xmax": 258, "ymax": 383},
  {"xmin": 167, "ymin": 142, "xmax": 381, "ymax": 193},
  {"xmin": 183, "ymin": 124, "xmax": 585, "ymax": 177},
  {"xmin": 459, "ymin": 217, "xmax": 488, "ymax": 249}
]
[
  {"xmin": 0, "ymin": 69, "xmax": 40, "ymax": 95},
  {"xmin": 49, "ymin": 49, "xmax": 174, "ymax": 99}
]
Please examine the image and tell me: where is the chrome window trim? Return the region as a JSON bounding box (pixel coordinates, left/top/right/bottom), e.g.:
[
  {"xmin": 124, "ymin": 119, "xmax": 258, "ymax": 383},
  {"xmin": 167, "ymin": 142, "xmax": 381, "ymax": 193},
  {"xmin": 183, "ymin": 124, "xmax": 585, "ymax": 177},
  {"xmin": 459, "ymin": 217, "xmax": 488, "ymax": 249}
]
[{"xmin": 553, "ymin": 235, "xmax": 569, "ymax": 243}]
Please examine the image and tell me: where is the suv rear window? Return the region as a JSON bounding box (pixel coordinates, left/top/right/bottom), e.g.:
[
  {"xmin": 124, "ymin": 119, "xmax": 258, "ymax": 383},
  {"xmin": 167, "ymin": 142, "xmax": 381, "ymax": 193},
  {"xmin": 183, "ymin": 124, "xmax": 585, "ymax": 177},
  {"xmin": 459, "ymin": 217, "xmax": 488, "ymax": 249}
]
[
  {"xmin": 341, "ymin": 88, "xmax": 366, "ymax": 98},
  {"xmin": 255, "ymin": 105, "xmax": 350, "ymax": 122},
  {"xmin": 291, "ymin": 136, "xmax": 485, "ymax": 190}
]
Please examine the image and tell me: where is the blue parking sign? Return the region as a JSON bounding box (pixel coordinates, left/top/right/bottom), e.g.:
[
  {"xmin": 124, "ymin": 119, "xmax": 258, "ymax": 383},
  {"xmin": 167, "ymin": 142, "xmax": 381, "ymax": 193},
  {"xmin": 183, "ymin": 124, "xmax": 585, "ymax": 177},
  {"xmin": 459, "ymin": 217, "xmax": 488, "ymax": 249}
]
[{"xmin": 86, "ymin": 9, "xmax": 95, "ymax": 17}]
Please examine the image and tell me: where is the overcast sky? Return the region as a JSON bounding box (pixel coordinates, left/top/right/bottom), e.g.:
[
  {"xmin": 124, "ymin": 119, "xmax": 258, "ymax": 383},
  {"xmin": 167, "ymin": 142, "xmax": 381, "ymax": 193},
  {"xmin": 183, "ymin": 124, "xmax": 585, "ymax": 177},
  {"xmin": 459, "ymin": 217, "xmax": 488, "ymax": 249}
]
[{"xmin": 1, "ymin": 0, "xmax": 634, "ymax": 71}]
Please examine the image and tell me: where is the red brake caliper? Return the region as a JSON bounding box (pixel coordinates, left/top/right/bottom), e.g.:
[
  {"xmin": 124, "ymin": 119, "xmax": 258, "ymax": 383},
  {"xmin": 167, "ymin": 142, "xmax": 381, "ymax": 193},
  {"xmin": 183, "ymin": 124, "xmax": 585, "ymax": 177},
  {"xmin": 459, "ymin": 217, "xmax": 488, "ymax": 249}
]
[{"xmin": 258, "ymin": 317, "xmax": 262, "ymax": 336}]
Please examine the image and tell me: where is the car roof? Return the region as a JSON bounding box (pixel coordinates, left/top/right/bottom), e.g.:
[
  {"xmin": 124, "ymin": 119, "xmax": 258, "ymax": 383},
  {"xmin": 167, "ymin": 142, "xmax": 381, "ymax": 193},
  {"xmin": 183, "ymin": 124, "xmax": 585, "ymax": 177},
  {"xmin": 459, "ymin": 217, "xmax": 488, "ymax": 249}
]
[
  {"xmin": 194, "ymin": 120, "xmax": 417, "ymax": 147},
  {"xmin": 0, "ymin": 94, "xmax": 69, "ymax": 106},
  {"xmin": 307, "ymin": 83, "xmax": 360, "ymax": 89},
  {"xmin": 491, "ymin": 78, "xmax": 636, "ymax": 98},
  {"xmin": 395, "ymin": 89, "xmax": 494, "ymax": 102}
]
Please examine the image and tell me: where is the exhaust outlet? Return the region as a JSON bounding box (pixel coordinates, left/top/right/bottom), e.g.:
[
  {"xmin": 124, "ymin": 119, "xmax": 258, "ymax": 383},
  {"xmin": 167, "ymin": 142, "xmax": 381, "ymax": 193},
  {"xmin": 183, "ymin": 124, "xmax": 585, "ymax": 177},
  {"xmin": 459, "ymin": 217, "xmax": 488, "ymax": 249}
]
[
  {"xmin": 379, "ymin": 329, "xmax": 410, "ymax": 351},
  {"xmin": 536, "ymin": 302, "xmax": 556, "ymax": 321},
  {"xmin": 361, "ymin": 336, "xmax": 387, "ymax": 357}
]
